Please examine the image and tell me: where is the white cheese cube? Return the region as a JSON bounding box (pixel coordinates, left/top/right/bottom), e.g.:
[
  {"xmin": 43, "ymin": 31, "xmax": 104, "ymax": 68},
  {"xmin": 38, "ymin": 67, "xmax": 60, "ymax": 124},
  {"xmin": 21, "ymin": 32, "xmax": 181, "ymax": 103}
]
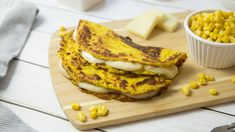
[
  {"xmin": 157, "ymin": 14, "xmax": 179, "ymax": 32},
  {"xmin": 126, "ymin": 10, "xmax": 165, "ymax": 39}
]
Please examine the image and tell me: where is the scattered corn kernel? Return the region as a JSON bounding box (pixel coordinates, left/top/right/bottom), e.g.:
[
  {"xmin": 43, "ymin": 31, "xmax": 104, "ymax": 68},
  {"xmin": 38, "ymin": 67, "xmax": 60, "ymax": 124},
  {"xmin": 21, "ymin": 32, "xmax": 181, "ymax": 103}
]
[
  {"xmin": 232, "ymin": 76, "xmax": 235, "ymax": 83},
  {"xmin": 59, "ymin": 26, "xmax": 66, "ymax": 31},
  {"xmin": 77, "ymin": 112, "xmax": 87, "ymax": 122},
  {"xmin": 189, "ymin": 10, "xmax": 235, "ymax": 43},
  {"xmin": 71, "ymin": 103, "xmax": 80, "ymax": 110},
  {"xmin": 89, "ymin": 105, "xmax": 98, "ymax": 112},
  {"xmin": 198, "ymin": 78, "xmax": 207, "ymax": 86},
  {"xmin": 189, "ymin": 81, "xmax": 199, "ymax": 89},
  {"xmin": 197, "ymin": 73, "xmax": 206, "ymax": 79},
  {"xmin": 181, "ymin": 86, "xmax": 191, "ymax": 96},
  {"xmin": 59, "ymin": 32, "xmax": 65, "ymax": 37},
  {"xmin": 90, "ymin": 110, "xmax": 98, "ymax": 119},
  {"xmin": 206, "ymin": 75, "xmax": 215, "ymax": 81},
  {"xmin": 97, "ymin": 105, "xmax": 109, "ymax": 116},
  {"xmin": 209, "ymin": 88, "xmax": 218, "ymax": 95}
]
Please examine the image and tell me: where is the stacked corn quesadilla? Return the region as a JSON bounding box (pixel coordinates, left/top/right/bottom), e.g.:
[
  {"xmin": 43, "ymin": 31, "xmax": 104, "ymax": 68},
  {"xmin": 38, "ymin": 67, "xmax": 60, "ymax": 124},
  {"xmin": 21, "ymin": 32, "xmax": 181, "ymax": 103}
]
[{"xmin": 58, "ymin": 20, "xmax": 187, "ymax": 101}]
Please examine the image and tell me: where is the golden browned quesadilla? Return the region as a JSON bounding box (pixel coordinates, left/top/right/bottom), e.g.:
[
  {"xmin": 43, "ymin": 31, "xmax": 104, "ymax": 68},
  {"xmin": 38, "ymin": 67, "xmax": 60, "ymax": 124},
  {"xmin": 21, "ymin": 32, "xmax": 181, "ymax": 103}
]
[{"xmin": 58, "ymin": 20, "xmax": 187, "ymax": 101}]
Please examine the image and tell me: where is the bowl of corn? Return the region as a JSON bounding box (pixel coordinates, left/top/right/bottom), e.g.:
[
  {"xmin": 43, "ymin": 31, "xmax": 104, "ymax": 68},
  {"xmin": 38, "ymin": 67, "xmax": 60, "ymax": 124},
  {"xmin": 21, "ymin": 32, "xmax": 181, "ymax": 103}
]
[{"xmin": 184, "ymin": 10, "xmax": 235, "ymax": 68}]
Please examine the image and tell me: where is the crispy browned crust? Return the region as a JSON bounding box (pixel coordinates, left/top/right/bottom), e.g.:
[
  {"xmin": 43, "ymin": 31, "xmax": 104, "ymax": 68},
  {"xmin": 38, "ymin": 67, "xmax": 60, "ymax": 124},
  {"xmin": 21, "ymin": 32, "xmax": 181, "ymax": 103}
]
[
  {"xmin": 76, "ymin": 20, "xmax": 187, "ymax": 67},
  {"xmin": 79, "ymin": 87, "xmax": 168, "ymax": 102},
  {"xmin": 58, "ymin": 31, "xmax": 171, "ymax": 95}
]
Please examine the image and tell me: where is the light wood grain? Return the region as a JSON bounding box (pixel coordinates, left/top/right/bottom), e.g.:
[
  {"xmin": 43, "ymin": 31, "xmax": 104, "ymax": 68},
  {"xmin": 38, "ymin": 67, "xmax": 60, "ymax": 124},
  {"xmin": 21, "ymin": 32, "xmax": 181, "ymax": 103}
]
[{"xmin": 49, "ymin": 12, "xmax": 235, "ymax": 130}]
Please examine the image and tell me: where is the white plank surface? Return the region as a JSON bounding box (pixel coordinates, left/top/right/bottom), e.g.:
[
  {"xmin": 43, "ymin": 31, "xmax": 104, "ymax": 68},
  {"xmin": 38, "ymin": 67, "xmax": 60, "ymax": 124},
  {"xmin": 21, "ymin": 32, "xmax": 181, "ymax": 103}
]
[
  {"xmin": 26, "ymin": 0, "xmax": 186, "ymax": 20},
  {"xmin": 0, "ymin": 0, "xmax": 235, "ymax": 131},
  {"xmin": 0, "ymin": 60, "xmax": 65, "ymax": 118},
  {"xmin": 1, "ymin": 102, "xmax": 84, "ymax": 132},
  {"xmin": 103, "ymin": 109, "xmax": 235, "ymax": 132},
  {"xmin": 138, "ymin": 0, "xmax": 227, "ymax": 10},
  {"xmin": 18, "ymin": 31, "xmax": 50, "ymax": 67},
  {"xmin": 33, "ymin": 5, "xmax": 108, "ymax": 34}
]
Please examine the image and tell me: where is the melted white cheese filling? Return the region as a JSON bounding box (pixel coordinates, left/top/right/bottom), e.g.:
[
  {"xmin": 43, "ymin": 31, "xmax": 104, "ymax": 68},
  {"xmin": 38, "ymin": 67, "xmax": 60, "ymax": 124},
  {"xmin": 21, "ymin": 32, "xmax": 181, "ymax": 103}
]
[
  {"xmin": 105, "ymin": 61, "xmax": 143, "ymax": 71},
  {"xmin": 144, "ymin": 65, "xmax": 178, "ymax": 79},
  {"xmin": 79, "ymin": 82, "xmax": 114, "ymax": 93},
  {"xmin": 78, "ymin": 82, "xmax": 159, "ymax": 99},
  {"xmin": 58, "ymin": 61, "xmax": 161, "ymax": 99},
  {"xmin": 81, "ymin": 51, "xmax": 105, "ymax": 63},
  {"xmin": 73, "ymin": 26, "xmax": 78, "ymax": 42},
  {"xmin": 81, "ymin": 51, "xmax": 178, "ymax": 78}
]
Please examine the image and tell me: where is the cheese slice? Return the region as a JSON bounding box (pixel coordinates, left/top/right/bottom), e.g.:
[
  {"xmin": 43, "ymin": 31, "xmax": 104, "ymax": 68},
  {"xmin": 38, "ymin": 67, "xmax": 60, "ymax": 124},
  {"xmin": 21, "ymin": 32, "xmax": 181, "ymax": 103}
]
[
  {"xmin": 105, "ymin": 61, "xmax": 143, "ymax": 71},
  {"xmin": 126, "ymin": 10, "xmax": 165, "ymax": 39},
  {"xmin": 157, "ymin": 13, "xmax": 178, "ymax": 32},
  {"xmin": 81, "ymin": 50, "xmax": 105, "ymax": 64},
  {"xmin": 78, "ymin": 82, "xmax": 160, "ymax": 99}
]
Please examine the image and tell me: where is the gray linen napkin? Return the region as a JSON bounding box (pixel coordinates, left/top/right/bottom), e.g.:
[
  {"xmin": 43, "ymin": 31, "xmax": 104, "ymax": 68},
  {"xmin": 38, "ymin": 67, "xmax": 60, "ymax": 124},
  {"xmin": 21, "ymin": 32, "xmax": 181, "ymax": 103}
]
[
  {"xmin": 0, "ymin": 1, "xmax": 39, "ymax": 132},
  {"xmin": 0, "ymin": 103, "xmax": 37, "ymax": 132},
  {"xmin": 0, "ymin": 1, "xmax": 39, "ymax": 78}
]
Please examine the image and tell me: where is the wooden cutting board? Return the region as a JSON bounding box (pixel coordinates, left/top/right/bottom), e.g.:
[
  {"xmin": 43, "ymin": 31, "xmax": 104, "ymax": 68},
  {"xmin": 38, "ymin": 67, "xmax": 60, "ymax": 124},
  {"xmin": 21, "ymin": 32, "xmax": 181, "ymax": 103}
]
[{"xmin": 48, "ymin": 12, "xmax": 235, "ymax": 130}]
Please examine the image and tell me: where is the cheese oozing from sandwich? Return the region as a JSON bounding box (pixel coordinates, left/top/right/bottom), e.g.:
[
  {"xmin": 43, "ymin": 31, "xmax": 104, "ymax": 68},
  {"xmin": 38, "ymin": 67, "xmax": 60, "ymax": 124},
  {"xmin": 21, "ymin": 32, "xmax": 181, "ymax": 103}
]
[
  {"xmin": 78, "ymin": 82, "xmax": 160, "ymax": 99},
  {"xmin": 81, "ymin": 50, "xmax": 178, "ymax": 78}
]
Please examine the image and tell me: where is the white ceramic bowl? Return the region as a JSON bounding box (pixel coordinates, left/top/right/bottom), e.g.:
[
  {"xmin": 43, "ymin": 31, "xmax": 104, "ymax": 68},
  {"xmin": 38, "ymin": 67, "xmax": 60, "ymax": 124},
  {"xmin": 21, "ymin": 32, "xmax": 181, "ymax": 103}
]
[{"xmin": 184, "ymin": 10, "xmax": 235, "ymax": 69}]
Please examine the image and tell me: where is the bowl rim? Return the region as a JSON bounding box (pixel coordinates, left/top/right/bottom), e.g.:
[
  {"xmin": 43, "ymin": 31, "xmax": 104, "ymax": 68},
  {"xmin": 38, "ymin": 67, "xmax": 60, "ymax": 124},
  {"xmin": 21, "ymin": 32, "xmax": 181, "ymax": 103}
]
[{"xmin": 184, "ymin": 9, "xmax": 235, "ymax": 47}]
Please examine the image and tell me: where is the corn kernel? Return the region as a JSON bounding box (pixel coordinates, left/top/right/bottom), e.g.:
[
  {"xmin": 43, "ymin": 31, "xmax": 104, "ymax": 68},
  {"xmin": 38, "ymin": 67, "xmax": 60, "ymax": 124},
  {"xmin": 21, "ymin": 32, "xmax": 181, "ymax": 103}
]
[
  {"xmin": 216, "ymin": 38, "xmax": 223, "ymax": 43},
  {"xmin": 197, "ymin": 73, "xmax": 206, "ymax": 79},
  {"xmin": 181, "ymin": 86, "xmax": 191, "ymax": 96},
  {"xmin": 224, "ymin": 27, "xmax": 231, "ymax": 35},
  {"xmin": 203, "ymin": 26, "xmax": 210, "ymax": 31},
  {"xmin": 215, "ymin": 10, "xmax": 224, "ymax": 17},
  {"xmin": 209, "ymin": 88, "xmax": 218, "ymax": 95},
  {"xmin": 90, "ymin": 110, "xmax": 98, "ymax": 119},
  {"xmin": 222, "ymin": 36, "xmax": 230, "ymax": 43},
  {"xmin": 231, "ymin": 37, "xmax": 235, "ymax": 43},
  {"xmin": 213, "ymin": 28, "xmax": 219, "ymax": 33},
  {"xmin": 206, "ymin": 75, "xmax": 215, "ymax": 81},
  {"xmin": 59, "ymin": 26, "xmax": 66, "ymax": 31},
  {"xmin": 204, "ymin": 30, "xmax": 210, "ymax": 35},
  {"xmin": 59, "ymin": 32, "xmax": 65, "ymax": 37},
  {"xmin": 97, "ymin": 105, "xmax": 109, "ymax": 116},
  {"xmin": 78, "ymin": 112, "xmax": 87, "ymax": 122},
  {"xmin": 207, "ymin": 38, "xmax": 213, "ymax": 41},
  {"xmin": 202, "ymin": 33, "xmax": 208, "ymax": 39},
  {"xmin": 189, "ymin": 81, "xmax": 199, "ymax": 89},
  {"xmin": 89, "ymin": 105, "xmax": 98, "ymax": 112},
  {"xmin": 232, "ymin": 76, "xmax": 235, "ymax": 83},
  {"xmin": 215, "ymin": 23, "xmax": 222, "ymax": 28},
  {"xmin": 198, "ymin": 78, "xmax": 207, "ymax": 86},
  {"xmin": 209, "ymin": 32, "xmax": 217, "ymax": 40},
  {"xmin": 195, "ymin": 30, "xmax": 202, "ymax": 36},
  {"xmin": 71, "ymin": 103, "xmax": 80, "ymax": 110},
  {"xmin": 189, "ymin": 10, "xmax": 235, "ymax": 44},
  {"xmin": 227, "ymin": 12, "xmax": 234, "ymax": 17}
]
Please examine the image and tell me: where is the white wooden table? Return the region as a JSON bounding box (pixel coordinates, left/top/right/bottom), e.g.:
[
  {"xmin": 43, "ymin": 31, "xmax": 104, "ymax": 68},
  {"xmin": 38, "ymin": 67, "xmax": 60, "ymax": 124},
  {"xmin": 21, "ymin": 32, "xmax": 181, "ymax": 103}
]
[{"xmin": 0, "ymin": 0, "xmax": 234, "ymax": 131}]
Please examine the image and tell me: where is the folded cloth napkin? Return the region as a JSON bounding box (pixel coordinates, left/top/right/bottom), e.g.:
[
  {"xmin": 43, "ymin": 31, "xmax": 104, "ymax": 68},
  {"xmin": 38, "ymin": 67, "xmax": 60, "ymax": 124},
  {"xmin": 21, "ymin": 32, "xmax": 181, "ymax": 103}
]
[
  {"xmin": 0, "ymin": 1, "xmax": 39, "ymax": 132},
  {"xmin": 0, "ymin": 103, "xmax": 37, "ymax": 132},
  {"xmin": 0, "ymin": 1, "xmax": 38, "ymax": 78}
]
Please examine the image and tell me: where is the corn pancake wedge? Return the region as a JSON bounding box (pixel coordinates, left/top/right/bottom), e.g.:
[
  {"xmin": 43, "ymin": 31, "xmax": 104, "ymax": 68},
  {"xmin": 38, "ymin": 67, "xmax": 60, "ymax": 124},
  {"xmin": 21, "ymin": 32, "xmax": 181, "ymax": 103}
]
[
  {"xmin": 75, "ymin": 20, "xmax": 187, "ymax": 67},
  {"xmin": 58, "ymin": 61, "xmax": 165, "ymax": 100},
  {"xmin": 58, "ymin": 31, "xmax": 171, "ymax": 96}
]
